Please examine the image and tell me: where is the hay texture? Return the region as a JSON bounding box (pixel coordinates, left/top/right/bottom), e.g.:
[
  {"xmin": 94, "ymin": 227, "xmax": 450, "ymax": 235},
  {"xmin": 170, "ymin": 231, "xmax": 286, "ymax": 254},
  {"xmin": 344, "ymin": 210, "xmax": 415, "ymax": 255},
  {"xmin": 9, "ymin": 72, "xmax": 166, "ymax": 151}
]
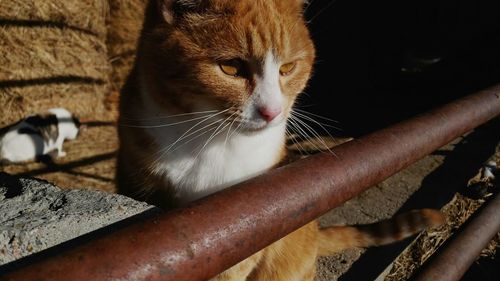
[
  {"xmin": 0, "ymin": 0, "xmax": 117, "ymax": 191},
  {"xmin": 385, "ymin": 149, "xmax": 499, "ymax": 281},
  {"xmin": 0, "ymin": 0, "xmax": 111, "ymax": 127},
  {"xmin": 106, "ymin": 0, "xmax": 148, "ymax": 117},
  {"xmin": 384, "ymin": 194, "xmax": 486, "ymax": 281},
  {"xmin": 0, "ymin": 0, "xmax": 108, "ymax": 36}
]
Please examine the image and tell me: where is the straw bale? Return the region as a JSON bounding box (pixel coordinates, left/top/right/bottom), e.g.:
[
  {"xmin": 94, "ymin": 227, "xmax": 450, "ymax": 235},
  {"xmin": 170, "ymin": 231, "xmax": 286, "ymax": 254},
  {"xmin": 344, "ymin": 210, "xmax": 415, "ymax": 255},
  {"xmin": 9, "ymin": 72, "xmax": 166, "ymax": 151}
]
[
  {"xmin": 0, "ymin": 0, "xmax": 115, "ymax": 191},
  {"xmin": 0, "ymin": 0, "xmax": 112, "ymax": 127},
  {"xmin": 0, "ymin": 27, "xmax": 108, "ymax": 82},
  {"xmin": 1, "ymin": 83, "xmax": 108, "ymax": 127},
  {"xmin": 106, "ymin": 0, "xmax": 147, "ymax": 92},
  {"xmin": 0, "ymin": 27, "xmax": 110, "ymax": 126},
  {"xmin": 0, "ymin": 0, "xmax": 108, "ymax": 37}
]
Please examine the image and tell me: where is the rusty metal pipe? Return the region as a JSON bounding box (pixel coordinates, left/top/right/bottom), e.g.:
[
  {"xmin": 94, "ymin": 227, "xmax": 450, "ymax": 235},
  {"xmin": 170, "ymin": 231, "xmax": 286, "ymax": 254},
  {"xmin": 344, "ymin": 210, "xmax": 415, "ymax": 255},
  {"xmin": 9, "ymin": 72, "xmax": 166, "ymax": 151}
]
[
  {"xmin": 413, "ymin": 193, "xmax": 500, "ymax": 281},
  {"xmin": 3, "ymin": 87, "xmax": 500, "ymax": 281}
]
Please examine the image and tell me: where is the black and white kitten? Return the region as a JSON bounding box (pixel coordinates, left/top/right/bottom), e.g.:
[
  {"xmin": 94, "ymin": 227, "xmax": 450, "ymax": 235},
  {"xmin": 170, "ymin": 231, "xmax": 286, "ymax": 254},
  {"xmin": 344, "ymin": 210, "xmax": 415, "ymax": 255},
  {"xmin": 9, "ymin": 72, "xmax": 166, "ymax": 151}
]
[{"xmin": 0, "ymin": 108, "xmax": 81, "ymax": 163}]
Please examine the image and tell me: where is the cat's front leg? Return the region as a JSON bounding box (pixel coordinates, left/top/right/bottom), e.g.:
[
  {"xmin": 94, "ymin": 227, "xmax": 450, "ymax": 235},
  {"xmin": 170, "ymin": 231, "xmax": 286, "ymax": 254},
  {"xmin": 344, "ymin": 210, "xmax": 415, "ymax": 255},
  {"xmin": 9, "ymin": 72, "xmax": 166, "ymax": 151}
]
[{"xmin": 55, "ymin": 140, "xmax": 66, "ymax": 157}]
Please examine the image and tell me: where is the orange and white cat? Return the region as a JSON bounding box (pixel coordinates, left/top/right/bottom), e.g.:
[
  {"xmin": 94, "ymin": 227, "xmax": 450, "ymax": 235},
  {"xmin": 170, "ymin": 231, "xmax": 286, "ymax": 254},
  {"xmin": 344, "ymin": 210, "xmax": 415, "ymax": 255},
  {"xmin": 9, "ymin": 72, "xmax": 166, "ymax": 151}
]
[{"xmin": 117, "ymin": 0, "xmax": 444, "ymax": 280}]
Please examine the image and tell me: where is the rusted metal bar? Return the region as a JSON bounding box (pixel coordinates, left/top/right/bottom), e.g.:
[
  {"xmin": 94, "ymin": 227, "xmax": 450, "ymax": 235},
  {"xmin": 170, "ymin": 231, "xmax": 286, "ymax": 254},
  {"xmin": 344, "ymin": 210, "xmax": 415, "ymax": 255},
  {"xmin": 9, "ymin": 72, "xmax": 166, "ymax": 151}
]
[
  {"xmin": 3, "ymin": 86, "xmax": 500, "ymax": 281},
  {"xmin": 413, "ymin": 193, "xmax": 500, "ymax": 281}
]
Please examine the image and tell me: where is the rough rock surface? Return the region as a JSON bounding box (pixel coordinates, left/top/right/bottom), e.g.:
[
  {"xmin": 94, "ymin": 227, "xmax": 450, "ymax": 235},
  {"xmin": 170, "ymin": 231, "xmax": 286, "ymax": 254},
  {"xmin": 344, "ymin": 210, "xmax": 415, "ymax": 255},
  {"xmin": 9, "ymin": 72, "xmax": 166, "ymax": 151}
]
[{"xmin": 0, "ymin": 173, "xmax": 155, "ymax": 265}]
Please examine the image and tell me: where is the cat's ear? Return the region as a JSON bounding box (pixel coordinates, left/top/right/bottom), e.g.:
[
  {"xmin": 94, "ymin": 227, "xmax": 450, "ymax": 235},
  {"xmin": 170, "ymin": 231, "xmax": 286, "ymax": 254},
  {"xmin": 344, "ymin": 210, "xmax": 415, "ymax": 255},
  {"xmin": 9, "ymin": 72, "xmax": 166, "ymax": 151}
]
[
  {"xmin": 158, "ymin": 0, "xmax": 201, "ymax": 24},
  {"xmin": 158, "ymin": 0, "xmax": 175, "ymax": 24}
]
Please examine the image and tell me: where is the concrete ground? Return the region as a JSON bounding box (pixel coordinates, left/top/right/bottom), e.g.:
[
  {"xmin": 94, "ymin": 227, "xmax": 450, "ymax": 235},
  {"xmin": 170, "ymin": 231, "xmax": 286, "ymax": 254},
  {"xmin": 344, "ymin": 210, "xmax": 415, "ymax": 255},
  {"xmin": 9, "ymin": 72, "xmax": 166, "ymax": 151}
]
[{"xmin": 0, "ymin": 173, "xmax": 156, "ymax": 267}]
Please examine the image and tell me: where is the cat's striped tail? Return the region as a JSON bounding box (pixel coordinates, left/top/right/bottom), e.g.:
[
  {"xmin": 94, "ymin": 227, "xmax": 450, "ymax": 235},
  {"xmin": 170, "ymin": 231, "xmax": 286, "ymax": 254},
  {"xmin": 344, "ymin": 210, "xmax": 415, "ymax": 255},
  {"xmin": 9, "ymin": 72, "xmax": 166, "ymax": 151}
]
[{"xmin": 317, "ymin": 209, "xmax": 445, "ymax": 256}]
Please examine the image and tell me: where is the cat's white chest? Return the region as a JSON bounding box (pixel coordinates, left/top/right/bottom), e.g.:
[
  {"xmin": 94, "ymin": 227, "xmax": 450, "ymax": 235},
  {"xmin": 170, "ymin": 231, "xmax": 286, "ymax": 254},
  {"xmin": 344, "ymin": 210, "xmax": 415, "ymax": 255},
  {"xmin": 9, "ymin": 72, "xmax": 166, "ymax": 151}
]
[{"xmin": 152, "ymin": 124, "xmax": 286, "ymax": 204}]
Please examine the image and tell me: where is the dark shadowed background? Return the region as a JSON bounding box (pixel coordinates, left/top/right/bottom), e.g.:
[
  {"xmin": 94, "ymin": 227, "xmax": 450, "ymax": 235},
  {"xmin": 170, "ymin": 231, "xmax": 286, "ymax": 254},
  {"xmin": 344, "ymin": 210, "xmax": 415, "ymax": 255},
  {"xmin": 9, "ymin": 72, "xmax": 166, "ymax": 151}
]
[
  {"xmin": 302, "ymin": 1, "xmax": 500, "ymax": 280},
  {"xmin": 301, "ymin": 0, "xmax": 500, "ymax": 137}
]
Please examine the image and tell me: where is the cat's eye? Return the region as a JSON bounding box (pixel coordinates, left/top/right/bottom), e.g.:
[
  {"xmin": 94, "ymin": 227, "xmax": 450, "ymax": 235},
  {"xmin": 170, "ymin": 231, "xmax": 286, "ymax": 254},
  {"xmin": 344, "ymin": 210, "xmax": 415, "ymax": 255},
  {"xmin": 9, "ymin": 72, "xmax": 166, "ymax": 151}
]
[
  {"xmin": 279, "ymin": 62, "xmax": 297, "ymax": 76},
  {"xmin": 219, "ymin": 60, "xmax": 242, "ymax": 77}
]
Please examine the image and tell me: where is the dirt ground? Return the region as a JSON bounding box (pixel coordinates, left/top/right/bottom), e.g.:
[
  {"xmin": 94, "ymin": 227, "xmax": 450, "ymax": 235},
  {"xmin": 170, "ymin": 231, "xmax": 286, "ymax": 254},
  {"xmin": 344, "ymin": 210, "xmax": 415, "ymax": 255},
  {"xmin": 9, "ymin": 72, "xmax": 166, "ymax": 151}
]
[{"xmin": 1, "ymin": 117, "xmax": 498, "ymax": 280}]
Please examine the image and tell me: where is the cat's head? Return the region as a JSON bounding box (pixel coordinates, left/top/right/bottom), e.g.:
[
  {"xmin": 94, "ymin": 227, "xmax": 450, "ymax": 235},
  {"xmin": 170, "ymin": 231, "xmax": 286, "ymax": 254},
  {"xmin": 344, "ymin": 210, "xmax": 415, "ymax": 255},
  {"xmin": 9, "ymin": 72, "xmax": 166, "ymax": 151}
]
[
  {"xmin": 48, "ymin": 108, "xmax": 81, "ymax": 140},
  {"xmin": 140, "ymin": 0, "xmax": 315, "ymax": 132}
]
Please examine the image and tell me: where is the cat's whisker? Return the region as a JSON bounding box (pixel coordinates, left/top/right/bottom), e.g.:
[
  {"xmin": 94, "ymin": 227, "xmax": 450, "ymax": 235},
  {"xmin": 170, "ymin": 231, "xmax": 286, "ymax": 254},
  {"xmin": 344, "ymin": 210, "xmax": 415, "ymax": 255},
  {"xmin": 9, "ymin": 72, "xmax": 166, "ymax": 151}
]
[
  {"xmin": 288, "ymin": 117, "xmax": 324, "ymax": 153},
  {"xmin": 194, "ymin": 116, "xmax": 233, "ymax": 160},
  {"xmin": 299, "ymin": 91, "xmax": 312, "ymax": 99},
  {"xmin": 303, "ymin": 0, "xmax": 316, "ymax": 15},
  {"xmin": 223, "ymin": 112, "xmax": 240, "ymax": 152},
  {"xmin": 228, "ymin": 118, "xmax": 244, "ymax": 141},
  {"xmin": 158, "ymin": 109, "xmax": 231, "ymax": 157},
  {"xmin": 160, "ymin": 119, "xmax": 224, "ymax": 157},
  {"xmin": 294, "ymin": 108, "xmax": 340, "ymax": 124},
  {"xmin": 307, "ymin": 0, "xmax": 339, "ymax": 24},
  {"xmin": 201, "ymin": 112, "xmax": 235, "ymax": 149},
  {"xmin": 288, "ymin": 118, "xmax": 313, "ymax": 147},
  {"xmin": 119, "ymin": 114, "xmax": 215, "ymax": 129},
  {"xmin": 172, "ymin": 116, "xmax": 225, "ymax": 147},
  {"xmin": 293, "ymin": 103, "xmax": 316, "ymax": 109},
  {"xmin": 287, "ymin": 125, "xmax": 321, "ymax": 156},
  {"xmin": 290, "ymin": 114, "xmax": 326, "ymax": 141},
  {"xmin": 121, "ymin": 109, "xmax": 220, "ymax": 121},
  {"xmin": 293, "ymin": 117, "xmax": 333, "ymax": 155},
  {"xmin": 292, "ymin": 112, "xmax": 337, "ymax": 150},
  {"xmin": 157, "ymin": 125, "xmax": 220, "ymax": 162},
  {"xmin": 291, "ymin": 110, "xmax": 341, "ymax": 132},
  {"xmin": 290, "ymin": 116, "xmax": 331, "ymax": 154},
  {"xmin": 289, "ymin": 113, "xmax": 336, "ymax": 156},
  {"xmin": 285, "ymin": 128, "xmax": 308, "ymax": 156},
  {"xmin": 169, "ymin": 125, "xmax": 219, "ymax": 154}
]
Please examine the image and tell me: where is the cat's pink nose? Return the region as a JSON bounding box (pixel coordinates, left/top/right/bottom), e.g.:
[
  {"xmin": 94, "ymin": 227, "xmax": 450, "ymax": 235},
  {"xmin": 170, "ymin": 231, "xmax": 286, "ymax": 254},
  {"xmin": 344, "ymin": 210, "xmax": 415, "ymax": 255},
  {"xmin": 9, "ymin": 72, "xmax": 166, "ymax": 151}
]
[{"xmin": 258, "ymin": 106, "xmax": 282, "ymax": 122}]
